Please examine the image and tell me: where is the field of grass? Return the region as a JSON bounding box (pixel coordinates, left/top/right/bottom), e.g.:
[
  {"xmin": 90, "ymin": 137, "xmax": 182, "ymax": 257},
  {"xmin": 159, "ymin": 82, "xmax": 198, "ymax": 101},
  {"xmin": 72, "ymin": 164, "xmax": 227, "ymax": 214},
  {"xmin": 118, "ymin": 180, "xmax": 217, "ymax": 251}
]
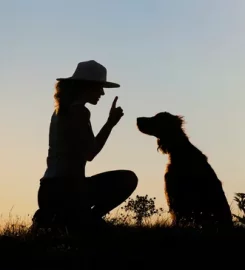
[
  {"xmin": 0, "ymin": 194, "xmax": 244, "ymax": 269},
  {"xmin": 0, "ymin": 211, "xmax": 244, "ymax": 270}
]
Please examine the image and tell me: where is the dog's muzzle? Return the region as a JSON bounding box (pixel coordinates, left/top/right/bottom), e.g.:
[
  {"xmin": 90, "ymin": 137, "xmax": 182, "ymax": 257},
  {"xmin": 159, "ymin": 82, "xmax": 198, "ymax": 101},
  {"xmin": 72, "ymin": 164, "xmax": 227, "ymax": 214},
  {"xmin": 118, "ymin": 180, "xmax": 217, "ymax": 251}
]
[{"xmin": 136, "ymin": 117, "xmax": 152, "ymax": 134}]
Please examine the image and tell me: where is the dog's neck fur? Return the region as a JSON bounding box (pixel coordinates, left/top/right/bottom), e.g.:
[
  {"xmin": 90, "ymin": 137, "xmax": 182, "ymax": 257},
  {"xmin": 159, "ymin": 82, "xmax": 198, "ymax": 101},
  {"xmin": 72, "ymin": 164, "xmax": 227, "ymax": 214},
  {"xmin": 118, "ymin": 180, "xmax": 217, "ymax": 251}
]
[
  {"xmin": 157, "ymin": 131, "xmax": 189, "ymax": 154},
  {"xmin": 157, "ymin": 130, "xmax": 206, "ymax": 164}
]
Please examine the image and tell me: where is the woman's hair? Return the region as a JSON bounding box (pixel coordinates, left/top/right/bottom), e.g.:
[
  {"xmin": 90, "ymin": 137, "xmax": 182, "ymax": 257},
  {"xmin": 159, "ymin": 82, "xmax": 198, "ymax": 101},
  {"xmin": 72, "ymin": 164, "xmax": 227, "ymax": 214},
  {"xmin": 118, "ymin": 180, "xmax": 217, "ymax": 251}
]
[{"xmin": 54, "ymin": 80, "xmax": 85, "ymax": 115}]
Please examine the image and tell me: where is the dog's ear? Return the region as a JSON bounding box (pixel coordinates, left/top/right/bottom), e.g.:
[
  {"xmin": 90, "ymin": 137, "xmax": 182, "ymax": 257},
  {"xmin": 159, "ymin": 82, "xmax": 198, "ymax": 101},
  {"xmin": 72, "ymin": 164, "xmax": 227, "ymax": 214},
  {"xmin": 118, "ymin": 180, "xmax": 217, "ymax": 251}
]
[{"xmin": 175, "ymin": 115, "xmax": 185, "ymax": 128}]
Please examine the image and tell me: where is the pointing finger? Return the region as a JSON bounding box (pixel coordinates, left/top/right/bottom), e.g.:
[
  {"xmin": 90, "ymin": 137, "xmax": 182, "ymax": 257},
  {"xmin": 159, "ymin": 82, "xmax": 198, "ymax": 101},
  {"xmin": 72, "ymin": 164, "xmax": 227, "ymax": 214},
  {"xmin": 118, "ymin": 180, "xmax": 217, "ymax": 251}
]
[{"xmin": 111, "ymin": 96, "xmax": 118, "ymax": 109}]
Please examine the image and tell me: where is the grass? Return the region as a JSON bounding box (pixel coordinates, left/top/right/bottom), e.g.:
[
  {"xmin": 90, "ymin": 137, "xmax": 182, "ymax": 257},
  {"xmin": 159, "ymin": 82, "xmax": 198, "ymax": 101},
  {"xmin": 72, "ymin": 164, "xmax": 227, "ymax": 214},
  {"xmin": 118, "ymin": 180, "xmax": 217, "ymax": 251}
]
[{"xmin": 0, "ymin": 212, "xmax": 244, "ymax": 270}]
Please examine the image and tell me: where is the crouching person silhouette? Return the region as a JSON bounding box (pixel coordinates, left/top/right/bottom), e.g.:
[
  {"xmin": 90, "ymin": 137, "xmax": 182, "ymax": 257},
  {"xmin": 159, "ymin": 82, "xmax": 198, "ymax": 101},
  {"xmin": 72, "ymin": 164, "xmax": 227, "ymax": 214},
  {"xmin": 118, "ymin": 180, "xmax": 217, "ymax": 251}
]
[{"xmin": 32, "ymin": 60, "xmax": 138, "ymax": 232}]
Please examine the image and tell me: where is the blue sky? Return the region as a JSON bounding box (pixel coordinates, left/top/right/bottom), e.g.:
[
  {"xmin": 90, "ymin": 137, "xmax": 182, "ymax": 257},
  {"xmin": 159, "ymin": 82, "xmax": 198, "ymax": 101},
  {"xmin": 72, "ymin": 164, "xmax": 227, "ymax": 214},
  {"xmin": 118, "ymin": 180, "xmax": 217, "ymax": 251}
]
[{"xmin": 1, "ymin": 0, "xmax": 245, "ymax": 218}]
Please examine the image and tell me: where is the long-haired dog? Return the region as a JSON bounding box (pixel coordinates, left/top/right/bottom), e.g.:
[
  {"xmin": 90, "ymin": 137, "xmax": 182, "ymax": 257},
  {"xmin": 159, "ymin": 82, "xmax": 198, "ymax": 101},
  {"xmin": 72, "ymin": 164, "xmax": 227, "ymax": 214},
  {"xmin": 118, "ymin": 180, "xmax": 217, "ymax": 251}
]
[{"xmin": 137, "ymin": 112, "xmax": 233, "ymax": 229}]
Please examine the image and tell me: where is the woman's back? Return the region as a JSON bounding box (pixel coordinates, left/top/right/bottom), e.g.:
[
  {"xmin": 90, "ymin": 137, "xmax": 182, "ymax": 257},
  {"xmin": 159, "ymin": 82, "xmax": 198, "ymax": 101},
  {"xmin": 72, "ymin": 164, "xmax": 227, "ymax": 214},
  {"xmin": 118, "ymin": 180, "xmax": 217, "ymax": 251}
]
[{"xmin": 42, "ymin": 105, "xmax": 94, "ymax": 180}]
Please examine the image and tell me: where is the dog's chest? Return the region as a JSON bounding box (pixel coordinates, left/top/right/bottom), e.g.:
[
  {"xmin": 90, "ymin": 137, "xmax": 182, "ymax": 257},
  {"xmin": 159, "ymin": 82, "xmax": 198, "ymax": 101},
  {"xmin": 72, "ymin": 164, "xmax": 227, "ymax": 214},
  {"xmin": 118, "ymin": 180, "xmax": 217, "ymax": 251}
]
[{"xmin": 164, "ymin": 164, "xmax": 200, "ymax": 191}]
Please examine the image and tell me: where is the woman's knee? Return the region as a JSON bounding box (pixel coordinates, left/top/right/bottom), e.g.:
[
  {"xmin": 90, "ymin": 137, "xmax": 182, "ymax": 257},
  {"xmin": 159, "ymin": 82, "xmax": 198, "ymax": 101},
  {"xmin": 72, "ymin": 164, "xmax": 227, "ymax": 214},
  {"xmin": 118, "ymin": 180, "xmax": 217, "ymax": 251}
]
[{"xmin": 120, "ymin": 170, "xmax": 138, "ymax": 192}]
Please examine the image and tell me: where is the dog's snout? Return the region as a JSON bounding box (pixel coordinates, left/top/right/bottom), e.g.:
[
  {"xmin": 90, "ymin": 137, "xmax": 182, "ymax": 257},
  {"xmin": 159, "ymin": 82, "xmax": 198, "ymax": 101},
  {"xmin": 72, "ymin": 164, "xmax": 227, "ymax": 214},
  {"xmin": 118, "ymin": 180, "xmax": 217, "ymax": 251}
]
[
  {"xmin": 136, "ymin": 117, "xmax": 145, "ymax": 128},
  {"xmin": 136, "ymin": 117, "xmax": 142, "ymax": 124}
]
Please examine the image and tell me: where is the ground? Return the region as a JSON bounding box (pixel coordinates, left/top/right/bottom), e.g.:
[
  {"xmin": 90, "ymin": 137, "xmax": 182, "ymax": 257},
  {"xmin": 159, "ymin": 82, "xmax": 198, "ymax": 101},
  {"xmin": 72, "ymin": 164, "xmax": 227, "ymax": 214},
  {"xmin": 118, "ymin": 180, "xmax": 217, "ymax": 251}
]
[{"xmin": 0, "ymin": 217, "xmax": 244, "ymax": 269}]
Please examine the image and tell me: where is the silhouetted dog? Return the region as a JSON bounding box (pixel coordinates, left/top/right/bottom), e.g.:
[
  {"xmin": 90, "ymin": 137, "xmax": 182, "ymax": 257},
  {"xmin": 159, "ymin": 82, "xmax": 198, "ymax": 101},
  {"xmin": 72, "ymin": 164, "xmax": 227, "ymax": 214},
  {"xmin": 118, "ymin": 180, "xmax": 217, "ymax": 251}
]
[{"xmin": 137, "ymin": 112, "xmax": 233, "ymax": 229}]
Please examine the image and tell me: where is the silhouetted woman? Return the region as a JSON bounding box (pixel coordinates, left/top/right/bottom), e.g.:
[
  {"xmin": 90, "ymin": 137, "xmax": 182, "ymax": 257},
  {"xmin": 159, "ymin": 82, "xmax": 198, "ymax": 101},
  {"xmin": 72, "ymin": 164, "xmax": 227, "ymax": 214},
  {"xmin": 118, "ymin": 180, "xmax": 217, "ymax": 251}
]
[{"xmin": 34, "ymin": 60, "xmax": 138, "ymax": 230}]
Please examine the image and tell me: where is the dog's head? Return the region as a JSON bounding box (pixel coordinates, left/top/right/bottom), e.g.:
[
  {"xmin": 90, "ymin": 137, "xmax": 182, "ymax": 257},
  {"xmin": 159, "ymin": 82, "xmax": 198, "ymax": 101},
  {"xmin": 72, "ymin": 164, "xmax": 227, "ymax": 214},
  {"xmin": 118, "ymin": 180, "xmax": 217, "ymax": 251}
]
[{"xmin": 136, "ymin": 112, "xmax": 185, "ymax": 153}]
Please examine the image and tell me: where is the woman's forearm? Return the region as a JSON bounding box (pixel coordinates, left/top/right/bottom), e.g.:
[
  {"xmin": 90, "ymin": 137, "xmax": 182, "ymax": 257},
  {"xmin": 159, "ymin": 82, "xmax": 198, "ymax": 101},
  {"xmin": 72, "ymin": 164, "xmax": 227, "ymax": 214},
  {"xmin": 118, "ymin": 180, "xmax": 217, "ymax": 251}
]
[{"xmin": 87, "ymin": 120, "xmax": 114, "ymax": 161}]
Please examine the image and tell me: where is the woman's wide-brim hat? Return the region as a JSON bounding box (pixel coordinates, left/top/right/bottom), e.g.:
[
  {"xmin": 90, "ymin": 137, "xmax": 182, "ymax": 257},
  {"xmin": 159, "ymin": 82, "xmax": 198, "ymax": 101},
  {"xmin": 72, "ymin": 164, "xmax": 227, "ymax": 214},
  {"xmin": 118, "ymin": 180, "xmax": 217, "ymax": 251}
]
[{"xmin": 56, "ymin": 60, "xmax": 120, "ymax": 88}]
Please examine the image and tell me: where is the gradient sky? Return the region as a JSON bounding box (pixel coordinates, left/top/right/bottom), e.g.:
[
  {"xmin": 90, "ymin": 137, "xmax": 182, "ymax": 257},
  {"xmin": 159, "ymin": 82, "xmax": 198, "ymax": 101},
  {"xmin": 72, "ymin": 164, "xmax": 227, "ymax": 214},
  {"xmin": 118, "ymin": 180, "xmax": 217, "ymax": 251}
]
[{"xmin": 1, "ymin": 0, "xmax": 245, "ymax": 219}]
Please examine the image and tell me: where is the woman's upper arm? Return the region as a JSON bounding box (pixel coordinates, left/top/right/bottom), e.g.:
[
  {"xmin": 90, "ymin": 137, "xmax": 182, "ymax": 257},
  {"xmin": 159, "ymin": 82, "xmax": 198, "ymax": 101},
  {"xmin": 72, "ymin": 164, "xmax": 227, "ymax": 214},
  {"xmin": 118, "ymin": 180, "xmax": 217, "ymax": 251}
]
[{"xmin": 69, "ymin": 105, "xmax": 96, "ymax": 160}]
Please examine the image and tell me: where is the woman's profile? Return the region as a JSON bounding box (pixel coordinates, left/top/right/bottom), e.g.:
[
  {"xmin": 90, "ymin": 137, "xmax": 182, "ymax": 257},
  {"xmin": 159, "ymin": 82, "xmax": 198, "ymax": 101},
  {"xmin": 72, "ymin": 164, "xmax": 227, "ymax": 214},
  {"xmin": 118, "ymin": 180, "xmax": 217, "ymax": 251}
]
[{"xmin": 33, "ymin": 60, "xmax": 138, "ymax": 231}]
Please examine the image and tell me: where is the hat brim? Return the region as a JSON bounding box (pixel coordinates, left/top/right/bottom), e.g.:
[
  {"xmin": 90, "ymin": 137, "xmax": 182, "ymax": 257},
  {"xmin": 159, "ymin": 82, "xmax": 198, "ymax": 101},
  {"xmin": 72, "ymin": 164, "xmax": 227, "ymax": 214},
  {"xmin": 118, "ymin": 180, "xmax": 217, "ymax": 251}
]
[{"xmin": 56, "ymin": 77, "xmax": 120, "ymax": 88}]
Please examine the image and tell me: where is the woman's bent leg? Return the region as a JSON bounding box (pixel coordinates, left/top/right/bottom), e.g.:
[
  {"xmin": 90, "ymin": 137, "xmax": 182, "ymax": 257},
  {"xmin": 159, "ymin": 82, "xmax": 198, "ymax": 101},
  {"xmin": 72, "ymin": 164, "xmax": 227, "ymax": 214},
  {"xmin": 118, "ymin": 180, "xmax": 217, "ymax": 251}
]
[{"xmin": 87, "ymin": 170, "xmax": 138, "ymax": 219}]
